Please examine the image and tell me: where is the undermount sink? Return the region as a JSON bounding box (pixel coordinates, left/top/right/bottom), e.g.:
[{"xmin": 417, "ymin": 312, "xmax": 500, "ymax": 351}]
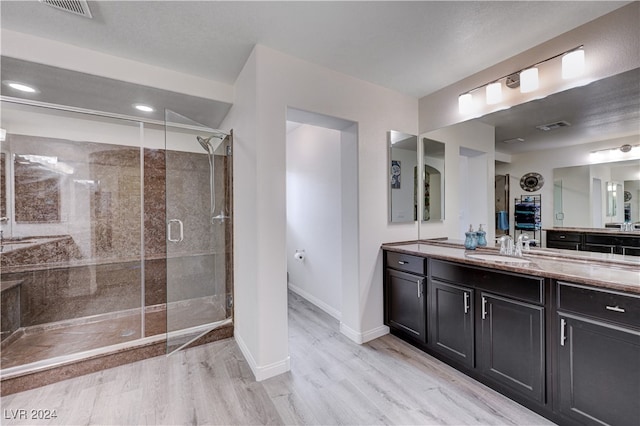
[{"xmin": 465, "ymin": 253, "xmax": 532, "ymax": 264}]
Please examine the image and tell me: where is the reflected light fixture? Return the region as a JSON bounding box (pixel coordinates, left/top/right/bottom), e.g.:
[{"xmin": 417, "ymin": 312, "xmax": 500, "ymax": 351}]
[
  {"xmin": 3, "ymin": 80, "xmax": 37, "ymax": 93},
  {"xmin": 589, "ymin": 144, "xmax": 640, "ymax": 162},
  {"xmin": 133, "ymin": 104, "xmax": 154, "ymax": 112},
  {"xmin": 562, "ymin": 49, "xmax": 585, "ymax": 79},
  {"xmin": 486, "ymin": 82, "xmax": 502, "ymax": 104}
]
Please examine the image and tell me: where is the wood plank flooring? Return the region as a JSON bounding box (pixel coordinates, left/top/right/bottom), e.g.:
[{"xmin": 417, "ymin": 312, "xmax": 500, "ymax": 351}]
[{"xmin": 0, "ymin": 291, "xmax": 555, "ymax": 425}]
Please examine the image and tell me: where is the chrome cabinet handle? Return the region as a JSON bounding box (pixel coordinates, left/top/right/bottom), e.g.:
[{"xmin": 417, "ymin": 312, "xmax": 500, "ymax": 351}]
[
  {"xmin": 606, "ymin": 305, "xmax": 625, "ymax": 313},
  {"xmin": 167, "ymin": 219, "xmax": 184, "ymax": 242},
  {"xmin": 417, "ymin": 279, "xmax": 422, "ymax": 298},
  {"xmin": 560, "ymin": 318, "xmax": 567, "ymax": 346},
  {"xmin": 481, "ymin": 296, "xmax": 487, "ymax": 320},
  {"xmin": 464, "ymin": 292, "xmax": 470, "ymax": 314},
  {"xmin": 398, "ymin": 261, "xmax": 408, "ymax": 265}
]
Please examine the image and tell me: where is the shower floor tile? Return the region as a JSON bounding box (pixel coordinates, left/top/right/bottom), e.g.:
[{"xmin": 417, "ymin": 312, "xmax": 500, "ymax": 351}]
[{"xmin": 1, "ymin": 296, "xmax": 227, "ymax": 370}]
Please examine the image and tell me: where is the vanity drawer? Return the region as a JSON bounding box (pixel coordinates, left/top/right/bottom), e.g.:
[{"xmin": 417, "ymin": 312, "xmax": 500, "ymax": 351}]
[
  {"xmin": 557, "ymin": 282, "xmax": 640, "ymax": 329},
  {"xmin": 386, "ymin": 251, "xmax": 426, "ymax": 275},
  {"xmin": 430, "ymin": 259, "xmax": 543, "ymax": 304},
  {"xmin": 547, "ymin": 231, "xmax": 581, "ymax": 243}
]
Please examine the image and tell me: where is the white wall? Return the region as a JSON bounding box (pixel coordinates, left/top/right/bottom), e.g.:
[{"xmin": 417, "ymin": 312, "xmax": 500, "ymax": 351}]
[
  {"xmin": 221, "ymin": 45, "xmax": 418, "ymax": 381},
  {"xmin": 286, "ymin": 123, "xmax": 342, "ymax": 318}
]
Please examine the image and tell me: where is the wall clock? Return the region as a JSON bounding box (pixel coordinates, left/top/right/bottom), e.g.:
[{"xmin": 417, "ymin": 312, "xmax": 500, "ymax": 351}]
[{"xmin": 520, "ymin": 172, "xmax": 544, "ymax": 192}]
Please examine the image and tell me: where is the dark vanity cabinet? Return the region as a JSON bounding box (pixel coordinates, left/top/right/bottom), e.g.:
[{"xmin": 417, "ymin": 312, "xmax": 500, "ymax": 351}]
[
  {"xmin": 429, "ymin": 259, "xmax": 546, "ymax": 404},
  {"xmin": 383, "ymin": 248, "xmax": 639, "ymax": 425},
  {"xmin": 384, "ymin": 252, "xmax": 426, "ymax": 343},
  {"xmin": 478, "ymin": 293, "xmax": 545, "ymax": 404},
  {"xmin": 556, "ymin": 282, "xmax": 640, "ymax": 426},
  {"xmin": 428, "ymin": 279, "xmax": 474, "ymax": 368}
]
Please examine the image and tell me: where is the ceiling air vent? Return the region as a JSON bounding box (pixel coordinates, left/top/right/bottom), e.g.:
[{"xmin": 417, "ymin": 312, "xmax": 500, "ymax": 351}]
[
  {"xmin": 535, "ymin": 121, "xmax": 571, "ymax": 131},
  {"xmin": 39, "ymin": 0, "xmax": 92, "ymax": 19}
]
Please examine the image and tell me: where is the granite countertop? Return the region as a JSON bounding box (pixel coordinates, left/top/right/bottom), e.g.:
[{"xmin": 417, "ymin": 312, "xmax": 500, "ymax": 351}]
[
  {"xmin": 382, "ymin": 240, "xmax": 640, "ymax": 295},
  {"xmin": 545, "ymin": 227, "xmax": 640, "ymax": 235}
]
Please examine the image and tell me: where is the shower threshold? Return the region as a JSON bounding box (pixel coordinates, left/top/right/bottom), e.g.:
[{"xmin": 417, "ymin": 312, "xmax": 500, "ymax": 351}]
[{"xmin": 0, "ymin": 309, "xmax": 233, "ymax": 396}]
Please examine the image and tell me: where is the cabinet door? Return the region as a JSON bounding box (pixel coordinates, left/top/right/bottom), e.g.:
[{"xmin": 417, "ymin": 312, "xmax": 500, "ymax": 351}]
[
  {"xmin": 478, "ymin": 293, "xmax": 545, "ymax": 404},
  {"xmin": 558, "ymin": 314, "xmax": 640, "ymax": 426},
  {"xmin": 385, "ymin": 269, "xmax": 426, "ymax": 343},
  {"xmin": 429, "ymin": 280, "xmax": 474, "ymax": 368}
]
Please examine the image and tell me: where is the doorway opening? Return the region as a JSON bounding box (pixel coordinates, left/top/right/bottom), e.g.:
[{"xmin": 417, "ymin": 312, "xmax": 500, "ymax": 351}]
[{"xmin": 285, "ymin": 107, "xmax": 358, "ymax": 326}]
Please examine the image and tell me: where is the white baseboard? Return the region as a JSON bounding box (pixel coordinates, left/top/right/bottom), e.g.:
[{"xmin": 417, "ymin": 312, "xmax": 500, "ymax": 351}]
[
  {"xmin": 287, "ymin": 282, "xmax": 342, "ymax": 320},
  {"xmin": 234, "ymin": 333, "xmax": 291, "ymax": 382},
  {"xmin": 339, "ymin": 322, "xmax": 389, "ymax": 344}
]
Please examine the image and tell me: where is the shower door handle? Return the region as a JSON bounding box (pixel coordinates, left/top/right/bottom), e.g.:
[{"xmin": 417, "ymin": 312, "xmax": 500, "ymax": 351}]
[{"xmin": 167, "ymin": 219, "xmax": 184, "ymax": 243}]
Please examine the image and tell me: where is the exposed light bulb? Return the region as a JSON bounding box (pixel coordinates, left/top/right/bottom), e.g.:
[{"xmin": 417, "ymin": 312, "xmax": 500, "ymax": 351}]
[
  {"xmin": 486, "ymin": 82, "xmax": 502, "ymax": 105},
  {"xmin": 520, "ymin": 68, "xmax": 539, "ymax": 93},
  {"xmin": 562, "ymin": 49, "xmax": 585, "ymax": 79},
  {"xmin": 458, "ymin": 93, "xmax": 473, "ymax": 114}
]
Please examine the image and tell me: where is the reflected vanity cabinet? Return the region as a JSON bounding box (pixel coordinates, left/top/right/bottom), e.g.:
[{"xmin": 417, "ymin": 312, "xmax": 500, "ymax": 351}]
[{"xmin": 546, "ymin": 229, "xmax": 640, "ymax": 256}]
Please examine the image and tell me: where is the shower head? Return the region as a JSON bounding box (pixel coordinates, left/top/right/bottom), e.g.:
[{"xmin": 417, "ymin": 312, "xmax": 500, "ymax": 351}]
[{"xmin": 197, "ymin": 136, "xmax": 215, "ymax": 154}]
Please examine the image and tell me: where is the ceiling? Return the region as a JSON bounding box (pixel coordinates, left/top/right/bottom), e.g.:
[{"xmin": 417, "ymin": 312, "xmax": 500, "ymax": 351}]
[
  {"xmin": 0, "ymin": 1, "xmax": 634, "ymax": 136},
  {"xmin": 0, "ymin": 1, "xmax": 629, "ymax": 97}
]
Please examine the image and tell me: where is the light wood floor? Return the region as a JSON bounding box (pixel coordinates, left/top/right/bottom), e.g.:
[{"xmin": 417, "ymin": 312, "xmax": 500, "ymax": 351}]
[{"xmin": 1, "ymin": 292, "xmax": 554, "ymax": 425}]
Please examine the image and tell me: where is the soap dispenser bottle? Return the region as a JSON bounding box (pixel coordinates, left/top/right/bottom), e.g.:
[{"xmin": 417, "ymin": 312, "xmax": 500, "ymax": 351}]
[
  {"xmin": 476, "ymin": 224, "xmax": 487, "ymax": 247},
  {"xmin": 464, "ymin": 225, "xmax": 478, "ymax": 250}
]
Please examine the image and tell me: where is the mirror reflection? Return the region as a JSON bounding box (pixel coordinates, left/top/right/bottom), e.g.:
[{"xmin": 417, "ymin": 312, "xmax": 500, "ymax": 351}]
[
  {"xmin": 422, "ymin": 138, "xmax": 445, "ymax": 222},
  {"xmin": 485, "ymin": 67, "xmax": 640, "ymax": 237},
  {"xmin": 553, "ymin": 160, "xmax": 639, "ymax": 228},
  {"xmin": 388, "ymin": 131, "xmax": 417, "ymax": 223}
]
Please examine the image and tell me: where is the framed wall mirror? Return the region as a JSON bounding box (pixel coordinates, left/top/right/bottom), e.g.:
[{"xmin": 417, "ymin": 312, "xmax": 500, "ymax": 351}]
[{"xmin": 388, "ymin": 131, "xmax": 417, "ymax": 223}]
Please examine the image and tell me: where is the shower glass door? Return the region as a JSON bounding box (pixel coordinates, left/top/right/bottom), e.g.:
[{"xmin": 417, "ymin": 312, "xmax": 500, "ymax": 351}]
[{"xmin": 164, "ymin": 110, "xmax": 232, "ymax": 354}]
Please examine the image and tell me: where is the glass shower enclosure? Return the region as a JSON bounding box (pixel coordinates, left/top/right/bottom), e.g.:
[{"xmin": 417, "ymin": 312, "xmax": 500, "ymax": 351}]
[
  {"xmin": 0, "ymin": 101, "xmax": 233, "ymax": 385},
  {"xmin": 164, "ymin": 110, "xmax": 233, "ymax": 353}
]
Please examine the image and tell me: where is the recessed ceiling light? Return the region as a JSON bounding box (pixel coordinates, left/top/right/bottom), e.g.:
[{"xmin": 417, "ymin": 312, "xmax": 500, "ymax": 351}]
[
  {"xmin": 133, "ymin": 104, "xmax": 154, "ymax": 112},
  {"xmin": 3, "ymin": 80, "xmax": 38, "ymax": 93}
]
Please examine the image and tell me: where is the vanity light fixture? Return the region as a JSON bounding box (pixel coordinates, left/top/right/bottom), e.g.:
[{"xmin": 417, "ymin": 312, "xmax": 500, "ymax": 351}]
[
  {"xmin": 519, "ymin": 68, "xmax": 539, "ymax": 93},
  {"xmin": 458, "ymin": 45, "xmax": 585, "ymax": 114},
  {"xmin": 486, "ymin": 82, "xmax": 502, "ymax": 105},
  {"xmin": 458, "ymin": 93, "xmax": 474, "ymax": 114},
  {"xmin": 133, "ymin": 104, "xmax": 154, "ymax": 112},
  {"xmin": 562, "ymin": 48, "xmax": 585, "ymax": 79}
]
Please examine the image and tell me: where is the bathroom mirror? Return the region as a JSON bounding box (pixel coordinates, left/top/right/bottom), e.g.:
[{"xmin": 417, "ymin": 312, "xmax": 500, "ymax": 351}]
[
  {"xmin": 422, "ymin": 137, "xmax": 445, "ymax": 222},
  {"xmin": 388, "ymin": 131, "xmax": 418, "ymax": 223},
  {"xmin": 553, "ymin": 160, "xmax": 639, "ymax": 227}
]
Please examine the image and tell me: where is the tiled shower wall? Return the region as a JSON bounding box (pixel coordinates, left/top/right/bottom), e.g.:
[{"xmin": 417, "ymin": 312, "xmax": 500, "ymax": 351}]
[{"xmin": 1, "ymin": 134, "xmax": 231, "ymax": 339}]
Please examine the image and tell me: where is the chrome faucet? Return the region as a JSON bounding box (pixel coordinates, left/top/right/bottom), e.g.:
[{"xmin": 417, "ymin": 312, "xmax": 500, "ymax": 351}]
[
  {"xmin": 497, "ymin": 235, "xmax": 514, "ymax": 255},
  {"xmin": 515, "ymin": 234, "xmax": 528, "ymax": 257}
]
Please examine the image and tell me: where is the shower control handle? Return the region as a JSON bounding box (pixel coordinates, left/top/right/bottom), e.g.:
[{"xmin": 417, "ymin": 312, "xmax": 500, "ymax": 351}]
[{"xmin": 167, "ymin": 219, "xmax": 184, "ymax": 243}]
